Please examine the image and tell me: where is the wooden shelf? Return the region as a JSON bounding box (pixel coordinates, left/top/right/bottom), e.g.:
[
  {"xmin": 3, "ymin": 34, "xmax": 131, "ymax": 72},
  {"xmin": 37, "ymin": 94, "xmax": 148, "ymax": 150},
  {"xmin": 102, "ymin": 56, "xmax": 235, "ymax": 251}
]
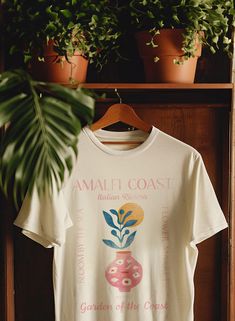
[
  {"xmin": 80, "ymin": 83, "xmax": 234, "ymax": 90},
  {"xmin": 75, "ymin": 83, "xmax": 233, "ymax": 108}
]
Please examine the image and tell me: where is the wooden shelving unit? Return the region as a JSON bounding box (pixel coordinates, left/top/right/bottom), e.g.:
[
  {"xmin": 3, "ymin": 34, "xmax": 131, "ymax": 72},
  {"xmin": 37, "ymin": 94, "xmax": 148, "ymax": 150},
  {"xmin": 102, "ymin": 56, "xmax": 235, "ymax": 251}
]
[{"xmin": 0, "ymin": 16, "xmax": 233, "ymax": 321}]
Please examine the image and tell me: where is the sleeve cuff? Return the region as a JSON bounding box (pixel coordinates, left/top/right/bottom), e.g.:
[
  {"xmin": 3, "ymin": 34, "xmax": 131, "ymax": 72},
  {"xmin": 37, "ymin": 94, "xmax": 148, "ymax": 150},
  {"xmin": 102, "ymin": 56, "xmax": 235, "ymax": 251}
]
[
  {"xmin": 191, "ymin": 222, "xmax": 228, "ymax": 245},
  {"xmin": 14, "ymin": 221, "xmax": 72, "ymax": 248}
]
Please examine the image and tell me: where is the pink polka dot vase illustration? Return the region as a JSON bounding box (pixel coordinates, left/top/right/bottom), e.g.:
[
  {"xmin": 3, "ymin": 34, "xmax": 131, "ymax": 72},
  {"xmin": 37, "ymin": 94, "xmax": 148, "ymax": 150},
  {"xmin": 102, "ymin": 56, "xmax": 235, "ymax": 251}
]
[
  {"xmin": 105, "ymin": 251, "xmax": 143, "ymax": 292},
  {"xmin": 102, "ymin": 203, "xmax": 144, "ymax": 293}
]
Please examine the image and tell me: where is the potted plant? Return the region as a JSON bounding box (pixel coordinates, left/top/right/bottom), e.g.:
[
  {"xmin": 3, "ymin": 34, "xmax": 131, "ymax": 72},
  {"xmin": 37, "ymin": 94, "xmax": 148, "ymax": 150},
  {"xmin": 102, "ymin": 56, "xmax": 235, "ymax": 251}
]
[
  {"xmin": 0, "ymin": 69, "xmax": 95, "ymax": 206},
  {"xmin": 129, "ymin": 0, "xmax": 234, "ymax": 83},
  {"xmin": 2, "ymin": 0, "xmax": 121, "ymax": 84}
]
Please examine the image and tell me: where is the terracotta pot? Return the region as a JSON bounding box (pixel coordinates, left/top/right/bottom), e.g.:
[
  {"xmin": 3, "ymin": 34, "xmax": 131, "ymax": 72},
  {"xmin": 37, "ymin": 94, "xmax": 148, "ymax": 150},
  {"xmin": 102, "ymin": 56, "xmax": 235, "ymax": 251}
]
[
  {"xmin": 135, "ymin": 29, "xmax": 202, "ymax": 83},
  {"xmin": 105, "ymin": 251, "xmax": 143, "ymax": 292},
  {"xmin": 30, "ymin": 41, "xmax": 88, "ymax": 84}
]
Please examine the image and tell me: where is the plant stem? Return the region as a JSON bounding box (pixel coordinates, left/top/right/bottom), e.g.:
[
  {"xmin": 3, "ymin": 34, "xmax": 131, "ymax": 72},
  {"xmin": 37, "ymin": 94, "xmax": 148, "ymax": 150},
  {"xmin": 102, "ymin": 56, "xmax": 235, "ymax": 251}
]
[{"xmin": 119, "ymin": 223, "xmax": 122, "ymax": 248}]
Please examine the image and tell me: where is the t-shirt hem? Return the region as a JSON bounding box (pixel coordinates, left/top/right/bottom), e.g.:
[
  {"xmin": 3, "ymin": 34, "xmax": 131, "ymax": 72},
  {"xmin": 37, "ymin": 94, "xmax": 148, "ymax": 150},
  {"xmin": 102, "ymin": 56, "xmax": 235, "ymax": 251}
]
[{"xmin": 192, "ymin": 222, "xmax": 228, "ymax": 245}]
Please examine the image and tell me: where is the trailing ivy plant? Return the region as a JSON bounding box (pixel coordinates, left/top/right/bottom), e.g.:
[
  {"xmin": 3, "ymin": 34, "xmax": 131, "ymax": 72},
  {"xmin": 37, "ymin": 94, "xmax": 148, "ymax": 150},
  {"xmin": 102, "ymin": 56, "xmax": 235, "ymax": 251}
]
[
  {"xmin": 0, "ymin": 69, "xmax": 94, "ymax": 206},
  {"xmin": 129, "ymin": 0, "xmax": 235, "ymax": 63},
  {"xmin": 2, "ymin": 0, "xmax": 121, "ymax": 69}
]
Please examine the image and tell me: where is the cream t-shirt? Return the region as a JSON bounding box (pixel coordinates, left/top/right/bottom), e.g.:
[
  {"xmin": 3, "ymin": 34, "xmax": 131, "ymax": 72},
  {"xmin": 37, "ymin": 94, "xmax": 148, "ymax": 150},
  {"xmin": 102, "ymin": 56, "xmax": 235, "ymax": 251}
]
[{"xmin": 14, "ymin": 126, "xmax": 228, "ymax": 321}]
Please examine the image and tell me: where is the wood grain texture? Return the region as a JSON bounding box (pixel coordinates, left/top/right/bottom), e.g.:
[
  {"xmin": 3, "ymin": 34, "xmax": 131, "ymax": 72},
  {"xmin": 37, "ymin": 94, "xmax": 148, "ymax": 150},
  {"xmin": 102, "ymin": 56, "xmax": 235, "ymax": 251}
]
[
  {"xmin": 229, "ymin": 30, "xmax": 235, "ymax": 321},
  {"xmin": 0, "ymin": 194, "xmax": 15, "ymax": 321},
  {"xmin": 81, "ymin": 83, "xmax": 234, "ymax": 90},
  {"xmin": 14, "ymin": 232, "xmax": 55, "ymax": 321},
  {"xmin": 229, "ymin": 87, "xmax": 235, "ymax": 321}
]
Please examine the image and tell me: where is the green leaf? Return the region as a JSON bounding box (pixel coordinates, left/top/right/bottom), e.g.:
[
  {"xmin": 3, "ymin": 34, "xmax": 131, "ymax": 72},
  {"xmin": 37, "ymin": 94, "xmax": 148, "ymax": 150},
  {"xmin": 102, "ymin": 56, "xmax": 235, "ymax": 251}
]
[
  {"xmin": 60, "ymin": 9, "xmax": 72, "ymax": 18},
  {"xmin": 0, "ymin": 69, "xmax": 95, "ymax": 207},
  {"xmin": 35, "ymin": 83, "xmax": 95, "ymax": 125},
  {"xmin": 0, "ymin": 94, "xmax": 27, "ymax": 126}
]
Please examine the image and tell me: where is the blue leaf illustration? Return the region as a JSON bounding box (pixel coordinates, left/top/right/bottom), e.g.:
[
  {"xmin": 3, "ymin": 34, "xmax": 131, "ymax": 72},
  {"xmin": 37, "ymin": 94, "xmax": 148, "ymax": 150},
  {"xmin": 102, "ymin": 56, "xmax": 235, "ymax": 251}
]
[
  {"xmin": 103, "ymin": 211, "xmax": 120, "ymax": 230},
  {"xmin": 121, "ymin": 219, "xmax": 137, "ymax": 230},
  {"xmin": 102, "ymin": 239, "xmax": 120, "ymax": 249},
  {"xmin": 110, "ymin": 209, "xmax": 118, "ymax": 216},
  {"xmin": 120, "ymin": 211, "xmax": 133, "ymax": 224},
  {"xmin": 110, "ymin": 209, "xmax": 121, "ymax": 224},
  {"xmin": 122, "ymin": 231, "xmax": 137, "ymax": 248}
]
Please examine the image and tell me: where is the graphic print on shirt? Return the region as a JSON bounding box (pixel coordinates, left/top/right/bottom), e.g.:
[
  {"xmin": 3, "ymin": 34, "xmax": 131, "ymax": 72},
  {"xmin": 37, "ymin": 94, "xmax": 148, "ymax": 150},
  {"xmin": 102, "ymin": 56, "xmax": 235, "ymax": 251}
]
[{"xmin": 102, "ymin": 203, "xmax": 144, "ymax": 292}]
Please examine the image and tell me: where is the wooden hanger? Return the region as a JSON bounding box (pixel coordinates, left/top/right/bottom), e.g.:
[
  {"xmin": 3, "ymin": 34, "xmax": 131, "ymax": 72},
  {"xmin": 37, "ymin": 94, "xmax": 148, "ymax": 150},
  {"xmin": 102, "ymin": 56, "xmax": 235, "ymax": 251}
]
[
  {"xmin": 90, "ymin": 103, "xmax": 152, "ymax": 132},
  {"xmin": 90, "ymin": 103, "xmax": 152, "ymax": 144}
]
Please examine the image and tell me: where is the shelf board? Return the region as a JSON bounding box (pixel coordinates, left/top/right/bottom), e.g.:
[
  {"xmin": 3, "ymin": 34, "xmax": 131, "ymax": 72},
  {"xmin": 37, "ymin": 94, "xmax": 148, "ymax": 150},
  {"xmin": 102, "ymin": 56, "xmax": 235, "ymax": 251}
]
[
  {"xmin": 63, "ymin": 82, "xmax": 233, "ymax": 108},
  {"xmin": 79, "ymin": 83, "xmax": 234, "ymax": 90}
]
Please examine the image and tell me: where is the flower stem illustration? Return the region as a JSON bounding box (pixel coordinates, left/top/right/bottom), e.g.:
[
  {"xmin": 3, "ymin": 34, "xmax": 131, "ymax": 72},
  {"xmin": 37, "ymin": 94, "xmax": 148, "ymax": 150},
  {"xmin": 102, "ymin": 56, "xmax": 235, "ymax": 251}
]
[
  {"xmin": 102, "ymin": 208, "xmax": 137, "ymax": 249},
  {"xmin": 102, "ymin": 203, "xmax": 144, "ymax": 249}
]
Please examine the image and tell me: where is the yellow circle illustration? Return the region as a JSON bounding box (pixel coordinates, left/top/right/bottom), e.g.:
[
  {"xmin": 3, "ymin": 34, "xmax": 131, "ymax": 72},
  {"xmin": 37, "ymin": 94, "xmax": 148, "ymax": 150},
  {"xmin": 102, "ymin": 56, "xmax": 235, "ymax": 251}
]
[{"xmin": 118, "ymin": 203, "xmax": 144, "ymax": 227}]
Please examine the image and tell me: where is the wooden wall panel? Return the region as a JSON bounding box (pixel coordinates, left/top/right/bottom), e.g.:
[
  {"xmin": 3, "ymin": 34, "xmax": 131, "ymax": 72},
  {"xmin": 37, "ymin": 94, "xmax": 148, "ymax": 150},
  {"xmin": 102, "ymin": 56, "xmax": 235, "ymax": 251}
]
[
  {"xmin": 230, "ymin": 90, "xmax": 235, "ymax": 320},
  {"xmin": 14, "ymin": 233, "xmax": 54, "ymax": 321},
  {"xmin": 0, "ymin": 195, "xmax": 15, "ymax": 321}
]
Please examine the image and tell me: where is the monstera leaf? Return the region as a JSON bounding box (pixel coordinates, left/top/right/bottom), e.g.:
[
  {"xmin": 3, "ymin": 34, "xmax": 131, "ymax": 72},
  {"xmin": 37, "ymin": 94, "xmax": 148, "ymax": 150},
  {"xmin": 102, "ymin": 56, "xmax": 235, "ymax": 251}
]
[{"xmin": 0, "ymin": 69, "xmax": 94, "ymax": 206}]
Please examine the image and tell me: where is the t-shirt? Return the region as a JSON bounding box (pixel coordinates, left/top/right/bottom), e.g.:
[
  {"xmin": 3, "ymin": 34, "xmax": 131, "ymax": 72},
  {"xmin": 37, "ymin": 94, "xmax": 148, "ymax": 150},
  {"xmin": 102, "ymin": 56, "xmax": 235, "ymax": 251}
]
[{"xmin": 14, "ymin": 126, "xmax": 228, "ymax": 321}]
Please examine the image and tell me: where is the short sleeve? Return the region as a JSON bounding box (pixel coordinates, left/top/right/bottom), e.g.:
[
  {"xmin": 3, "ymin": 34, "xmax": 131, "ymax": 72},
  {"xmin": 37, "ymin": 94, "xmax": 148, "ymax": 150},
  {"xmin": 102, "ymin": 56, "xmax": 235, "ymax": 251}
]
[
  {"xmin": 189, "ymin": 154, "xmax": 228, "ymax": 245},
  {"xmin": 14, "ymin": 187, "xmax": 73, "ymax": 248}
]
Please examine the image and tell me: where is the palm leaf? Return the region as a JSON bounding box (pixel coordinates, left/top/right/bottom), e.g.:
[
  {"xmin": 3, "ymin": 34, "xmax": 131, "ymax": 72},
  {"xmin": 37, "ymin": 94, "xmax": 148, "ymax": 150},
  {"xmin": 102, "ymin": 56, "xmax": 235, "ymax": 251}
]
[{"xmin": 0, "ymin": 69, "xmax": 95, "ymax": 206}]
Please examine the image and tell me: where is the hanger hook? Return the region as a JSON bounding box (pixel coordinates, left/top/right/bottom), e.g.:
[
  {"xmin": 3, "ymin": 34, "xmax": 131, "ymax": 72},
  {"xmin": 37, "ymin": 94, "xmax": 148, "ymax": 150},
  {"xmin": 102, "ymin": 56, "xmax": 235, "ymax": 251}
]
[{"xmin": 115, "ymin": 88, "xmax": 122, "ymax": 104}]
